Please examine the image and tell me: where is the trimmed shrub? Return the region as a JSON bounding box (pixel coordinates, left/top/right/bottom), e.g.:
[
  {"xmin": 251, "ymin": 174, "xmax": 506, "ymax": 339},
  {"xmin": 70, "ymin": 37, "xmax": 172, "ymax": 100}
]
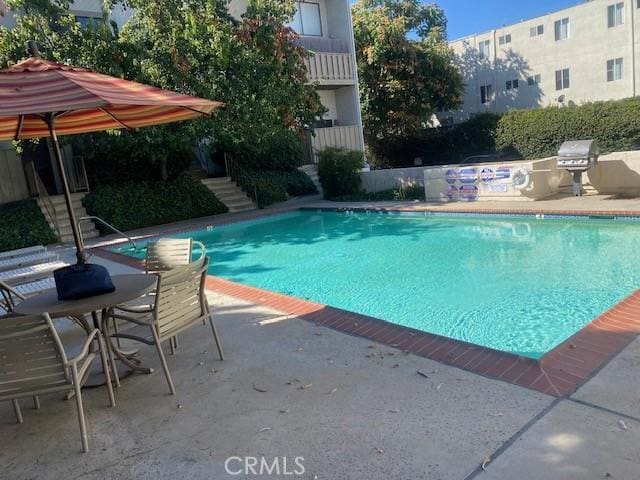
[
  {"xmin": 317, "ymin": 148, "xmax": 364, "ymax": 199},
  {"xmin": 230, "ymin": 130, "xmax": 305, "ymax": 171},
  {"xmin": 245, "ymin": 169, "xmax": 318, "ymax": 208},
  {"xmin": 368, "ymin": 113, "xmax": 501, "ymax": 168},
  {"xmin": 82, "ymin": 174, "xmax": 228, "ymax": 233},
  {"xmin": 495, "ymin": 97, "xmax": 640, "ymax": 159},
  {"xmin": 0, "ymin": 199, "xmax": 57, "ymax": 253}
]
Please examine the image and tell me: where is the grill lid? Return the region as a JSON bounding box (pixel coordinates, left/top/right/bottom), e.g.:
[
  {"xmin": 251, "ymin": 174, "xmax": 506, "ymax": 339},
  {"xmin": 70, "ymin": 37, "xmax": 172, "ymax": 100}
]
[{"xmin": 558, "ymin": 139, "xmax": 599, "ymax": 158}]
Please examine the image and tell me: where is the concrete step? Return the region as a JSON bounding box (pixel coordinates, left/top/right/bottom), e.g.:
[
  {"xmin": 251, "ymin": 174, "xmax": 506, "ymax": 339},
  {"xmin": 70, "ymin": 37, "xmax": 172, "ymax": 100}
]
[
  {"xmin": 201, "ymin": 177, "xmax": 256, "ymax": 212},
  {"xmin": 201, "ymin": 177, "xmax": 233, "ymax": 185}
]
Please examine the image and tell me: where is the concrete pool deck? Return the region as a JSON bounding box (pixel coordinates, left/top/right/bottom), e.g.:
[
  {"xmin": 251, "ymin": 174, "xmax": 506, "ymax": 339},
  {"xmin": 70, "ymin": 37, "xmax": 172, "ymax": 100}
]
[
  {"xmin": 1, "ymin": 253, "xmax": 638, "ymax": 479},
  {"xmin": 4, "ymin": 194, "xmax": 639, "ymax": 479}
]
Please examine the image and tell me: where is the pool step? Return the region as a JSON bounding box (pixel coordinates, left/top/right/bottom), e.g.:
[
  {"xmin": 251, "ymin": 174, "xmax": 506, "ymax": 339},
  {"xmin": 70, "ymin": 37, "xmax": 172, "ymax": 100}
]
[
  {"xmin": 298, "ymin": 164, "xmax": 322, "ymax": 195},
  {"xmin": 200, "ymin": 177, "xmax": 256, "ymax": 213}
]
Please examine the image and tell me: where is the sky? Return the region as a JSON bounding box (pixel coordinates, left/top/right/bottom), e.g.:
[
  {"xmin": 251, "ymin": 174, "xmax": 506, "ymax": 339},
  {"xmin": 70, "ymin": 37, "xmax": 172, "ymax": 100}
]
[{"xmin": 351, "ymin": 0, "xmax": 583, "ymax": 41}]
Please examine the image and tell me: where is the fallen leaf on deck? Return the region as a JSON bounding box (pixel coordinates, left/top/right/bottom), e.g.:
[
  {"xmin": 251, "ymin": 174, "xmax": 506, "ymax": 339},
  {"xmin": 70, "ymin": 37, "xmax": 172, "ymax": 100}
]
[
  {"xmin": 392, "ymin": 363, "xmax": 399, "ymax": 368},
  {"xmin": 299, "ymin": 383, "xmax": 313, "ymax": 390},
  {"xmin": 374, "ymin": 447, "xmax": 384, "ymax": 454},
  {"xmin": 481, "ymin": 456, "xmax": 492, "ymax": 471},
  {"xmin": 436, "ymin": 384, "xmax": 442, "ymax": 391},
  {"xmin": 259, "ymin": 428, "xmax": 272, "ymax": 433},
  {"xmin": 296, "ymin": 347, "xmax": 304, "ymax": 352},
  {"xmin": 417, "ymin": 370, "xmax": 430, "ymax": 379},
  {"xmin": 253, "ymin": 384, "xmax": 268, "ymax": 393},
  {"xmin": 618, "ymin": 420, "xmax": 628, "ymax": 431},
  {"xmin": 327, "ymin": 387, "xmax": 338, "ymax": 395},
  {"xmin": 177, "ymin": 404, "xmax": 183, "ymax": 409},
  {"xmin": 388, "ymin": 409, "xmax": 400, "ymax": 413},
  {"xmin": 279, "ymin": 409, "xmax": 290, "ymax": 414},
  {"xmin": 488, "ymin": 412, "xmax": 504, "ymax": 417}
]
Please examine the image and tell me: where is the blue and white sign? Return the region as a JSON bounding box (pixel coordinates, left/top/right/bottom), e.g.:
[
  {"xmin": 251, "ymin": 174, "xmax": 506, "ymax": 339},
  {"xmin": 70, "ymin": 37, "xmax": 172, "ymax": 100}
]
[
  {"xmin": 445, "ymin": 169, "xmax": 458, "ymax": 185},
  {"xmin": 480, "ymin": 168, "xmax": 495, "ymax": 184},
  {"xmin": 460, "ymin": 185, "xmax": 479, "ymax": 201},
  {"xmin": 446, "ymin": 185, "xmax": 459, "ymax": 201},
  {"xmin": 459, "ymin": 168, "xmax": 479, "ymax": 185},
  {"xmin": 495, "ymin": 167, "xmax": 511, "ymax": 181}
]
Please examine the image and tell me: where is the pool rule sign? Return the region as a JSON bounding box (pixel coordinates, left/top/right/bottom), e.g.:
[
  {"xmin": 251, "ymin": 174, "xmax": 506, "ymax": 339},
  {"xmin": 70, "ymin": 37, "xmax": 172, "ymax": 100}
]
[{"xmin": 443, "ymin": 168, "xmax": 479, "ymax": 202}]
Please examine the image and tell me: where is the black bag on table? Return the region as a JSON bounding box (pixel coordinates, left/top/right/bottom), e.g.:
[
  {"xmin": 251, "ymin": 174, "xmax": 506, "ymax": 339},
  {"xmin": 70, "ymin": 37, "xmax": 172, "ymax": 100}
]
[{"xmin": 54, "ymin": 263, "xmax": 115, "ymax": 301}]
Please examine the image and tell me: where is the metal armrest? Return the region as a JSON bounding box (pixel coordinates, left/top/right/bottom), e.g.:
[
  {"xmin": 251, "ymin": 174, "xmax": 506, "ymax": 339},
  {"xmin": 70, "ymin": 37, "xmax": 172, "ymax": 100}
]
[
  {"xmin": 108, "ymin": 311, "xmax": 154, "ymax": 326},
  {"xmin": 66, "ymin": 329, "xmax": 99, "ymax": 367}
]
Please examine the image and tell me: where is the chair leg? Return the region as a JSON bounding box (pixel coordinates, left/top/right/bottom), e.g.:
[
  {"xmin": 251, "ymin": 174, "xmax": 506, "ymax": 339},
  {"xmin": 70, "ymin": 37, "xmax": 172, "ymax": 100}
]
[
  {"xmin": 71, "ymin": 364, "xmax": 89, "ymax": 453},
  {"xmin": 102, "ymin": 315, "xmax": 121, "ymax": 388},
  {"xmin": 150, "ymin": 326, "xmax": 176, "ymax": 395},
  {"xmin": 173, "ymin": 336, "xmax": 179, "ymax": 349},
  {"xmin": 112, "ymin": 318, "xmax": 122, "ymax": 349},
  {"xmin": 97, "ymin": 332, "xmax": 116, "ymax": 408},
  {"xmin": 33, "ymin": 396, "xmax": 41, "ymax": 410},
  {"xmin": 12, "ymin": 399, "xmax": 23, "ymax": 424},
  {"xmin": 169, "ymin": 336, "xmax": 176, "ymax": 355},
  {"xmin": 208, "ymin": 315, "xmax": 225, "ymax": 361}
]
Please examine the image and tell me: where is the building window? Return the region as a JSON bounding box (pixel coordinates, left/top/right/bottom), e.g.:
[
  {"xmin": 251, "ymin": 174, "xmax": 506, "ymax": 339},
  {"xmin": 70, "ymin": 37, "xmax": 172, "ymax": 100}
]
[
  {"xmin": 554, "ymin": 17, "xmax": 570, "ymax": 41},
  {"xmin": 608, "ymin": 3, "xmax": 625, "ymax": 27},
  {"xmin": 498, "ymin": 34, "xmax": 511, "ymax": 45},
  {"xmin": 480, "ymin": 84, "xmax": 493, "ymax": 104},
  {"xmin": 290, "ymin": 1, "xmax": 322, "ymax": 36},
  {"xmin": 555, "ymin": 68, "xmax": 570, "ymax": 90},
  {"xmin": 75, "ymin": 16, "xmax": 102, "ymax": 28},
  {"xmin": 530, "ymin": 24, "xmax": 544, "ymax": 37},
  {"xmin": 527, "ymin": 74, "xmax": 541, "ymax": 85},
  {"xmin": 478, "ymin": 39, "xmax": 491, "ymax": 59},
  {"xmin": 506, "ymin": 79, "xmax": 519, "ymax": 90},
  {"xmin": 607, "ymin": 57, "xmax": 624, "ymax": 81}
]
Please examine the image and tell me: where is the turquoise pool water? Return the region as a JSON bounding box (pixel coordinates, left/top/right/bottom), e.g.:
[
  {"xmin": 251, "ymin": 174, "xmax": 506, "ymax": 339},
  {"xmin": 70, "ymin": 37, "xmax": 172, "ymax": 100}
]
[{"xmin": 115, "ymin": 211, "xmax": 640, "ymax": 358}]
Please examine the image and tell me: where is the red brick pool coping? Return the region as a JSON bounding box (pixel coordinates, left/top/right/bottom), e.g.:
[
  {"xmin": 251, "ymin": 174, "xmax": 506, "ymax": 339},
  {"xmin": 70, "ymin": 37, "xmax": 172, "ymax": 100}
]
[{"xmin": 93, "ymin": 205, "xmax": 640, "ymax": 398}]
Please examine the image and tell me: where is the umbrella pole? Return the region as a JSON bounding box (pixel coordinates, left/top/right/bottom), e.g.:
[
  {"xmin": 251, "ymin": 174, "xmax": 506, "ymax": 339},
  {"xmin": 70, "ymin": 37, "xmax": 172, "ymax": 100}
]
[{"xmin": 45, "ymin": 113, "xmax": 86, "ymax": 264}]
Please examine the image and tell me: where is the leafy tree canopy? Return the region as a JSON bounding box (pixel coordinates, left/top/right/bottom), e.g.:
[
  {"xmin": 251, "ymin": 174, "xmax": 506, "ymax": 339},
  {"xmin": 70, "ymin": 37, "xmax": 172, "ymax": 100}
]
[
  {"xmin": 352, "ymin": 0, "xmax": 463, "ymax": 166},
  {"xmin": 0, "ymin": 0, "xmax": 324, "ymax": 181}
]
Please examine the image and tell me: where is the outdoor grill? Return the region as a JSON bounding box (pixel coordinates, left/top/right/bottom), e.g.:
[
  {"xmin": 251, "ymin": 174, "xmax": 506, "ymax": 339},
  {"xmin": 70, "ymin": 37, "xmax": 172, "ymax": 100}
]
[{"xmin": 556, "ymin": 140, "xmax": 600, "ymax": 196}]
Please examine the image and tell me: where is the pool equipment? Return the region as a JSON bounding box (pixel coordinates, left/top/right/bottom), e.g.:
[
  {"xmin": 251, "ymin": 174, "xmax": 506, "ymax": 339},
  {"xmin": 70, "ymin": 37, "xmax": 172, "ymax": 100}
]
[{"xmin": 557, "ymin": 140, "xmax": 599, "ymax": 196}]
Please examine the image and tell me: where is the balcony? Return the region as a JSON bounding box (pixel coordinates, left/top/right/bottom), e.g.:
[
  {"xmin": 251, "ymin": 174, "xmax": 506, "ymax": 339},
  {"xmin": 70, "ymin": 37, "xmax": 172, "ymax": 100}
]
[
  {"xmin": 304, "ymin": 52, "xmax": 356, "ymax": 85},
  {"xmin": 308, "ymin": 125, "xmax": 362, "ymax": 161}
]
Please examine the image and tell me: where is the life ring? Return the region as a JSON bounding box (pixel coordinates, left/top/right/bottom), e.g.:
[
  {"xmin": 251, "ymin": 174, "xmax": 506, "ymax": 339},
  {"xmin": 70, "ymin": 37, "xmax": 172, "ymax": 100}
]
[{"xmin": 512, "ymin": 168, "xmax": 531, "ymax": 190}]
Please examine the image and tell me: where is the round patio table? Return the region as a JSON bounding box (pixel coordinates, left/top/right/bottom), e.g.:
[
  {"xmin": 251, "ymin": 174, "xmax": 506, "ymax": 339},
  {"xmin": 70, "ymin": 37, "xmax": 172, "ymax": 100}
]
[{"xmin": 14, "ymin": 274, "xmax": 157, "ymax": 387}]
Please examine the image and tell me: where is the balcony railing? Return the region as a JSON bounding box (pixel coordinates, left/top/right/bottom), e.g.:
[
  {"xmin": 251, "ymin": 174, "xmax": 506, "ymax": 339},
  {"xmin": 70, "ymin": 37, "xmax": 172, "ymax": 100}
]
[
  {"xmin": 308, "ymin": 125, "xmax": 362, "ymax": 162},
  {"xmin": 295, "ymin": 37, "xmax": 350, "ymax": 53},
  {"xmin": 304, "ymin": 52, "xmax": 355, "ymax": 84}
]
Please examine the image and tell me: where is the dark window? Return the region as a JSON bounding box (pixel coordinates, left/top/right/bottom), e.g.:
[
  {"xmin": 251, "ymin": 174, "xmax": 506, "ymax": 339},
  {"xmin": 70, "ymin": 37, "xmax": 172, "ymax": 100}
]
[
  {"xmin": 554, "ymin": 17, "xmax": 569, "ymax": 40},
  {"xmin": 480, "ymin": 84, "xmax": 493, "ymax": 104},
  {"xmin": 506, "ymin": 80, "xmax": 512, "ymax": 90},
  {"xmin": 527, "ymin": 74, "xmax": 541, "ymax": 86},
  {"xmin": 555, "ymin": 68, "xmax": 570, "ymax": 90},
  {"xmin": 608, "ymin": 3, "xmax": 624, "ymax": 27},
  {"xmin": 512, "ymin": 79, "xmax": 519, "ymax": 89}
]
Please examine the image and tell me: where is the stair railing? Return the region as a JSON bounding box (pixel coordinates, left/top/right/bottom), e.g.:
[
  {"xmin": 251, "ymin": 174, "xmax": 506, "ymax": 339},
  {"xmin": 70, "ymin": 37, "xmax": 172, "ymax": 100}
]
[
  {"xmin": 77, "ymin": 216, "xmax": 137, "ymax": 252},
  {"xmin": 224, "ymin": 153, "xmax": 259, "ymax": 206},
  {"xmin": 32, "ymin": 165, "xmax": 61, "ymax": 240}
]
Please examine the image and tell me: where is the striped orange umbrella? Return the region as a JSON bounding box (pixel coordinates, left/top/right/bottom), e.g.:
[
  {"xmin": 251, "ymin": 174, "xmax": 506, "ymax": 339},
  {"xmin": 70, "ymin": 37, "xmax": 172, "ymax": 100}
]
[{"xmin": 0, "ymin": 44, "xmax": 224, "ymax": 262}]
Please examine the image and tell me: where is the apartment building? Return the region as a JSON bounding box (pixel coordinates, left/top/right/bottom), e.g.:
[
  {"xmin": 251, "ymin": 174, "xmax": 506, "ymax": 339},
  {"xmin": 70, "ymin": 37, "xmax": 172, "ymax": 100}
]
[
  {"xmin": 1, "ymin": 0, "xmax": 365, "ymax": 161},
  {"xmin": 441, "ymin": 0, "xmax": 640, "ymax": 125}
]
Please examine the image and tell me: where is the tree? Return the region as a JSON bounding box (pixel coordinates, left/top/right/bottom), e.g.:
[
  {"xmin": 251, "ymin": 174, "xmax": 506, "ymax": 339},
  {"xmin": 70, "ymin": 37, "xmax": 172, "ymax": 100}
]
[
  {"xmin": 352, "ymin": 0, "xmax": 463, "ymax": 167},
  {"xmin": 0, "ymin": 0, "xmax": 324, "ymax": 182}
]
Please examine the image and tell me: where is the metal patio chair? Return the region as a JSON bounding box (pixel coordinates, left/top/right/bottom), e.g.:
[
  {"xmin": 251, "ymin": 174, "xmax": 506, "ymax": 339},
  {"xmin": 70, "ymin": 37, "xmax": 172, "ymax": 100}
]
[
  {"xmin": 105, "ymin": 256, "xmax": 224, "ymax": 395},
  {"xmin": 129, "ymin": 238, "xmax": 207, "ymax": 353},
  {"xmin": 0, "ymin": 313, "xmax": 115, "ymax": 453}
]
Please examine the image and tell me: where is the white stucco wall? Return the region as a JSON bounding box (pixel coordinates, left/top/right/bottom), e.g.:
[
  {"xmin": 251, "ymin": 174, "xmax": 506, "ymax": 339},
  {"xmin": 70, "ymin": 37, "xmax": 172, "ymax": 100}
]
[{"xmin": 446, "ymin": 0, "xmax": 640, "ymax": 123}]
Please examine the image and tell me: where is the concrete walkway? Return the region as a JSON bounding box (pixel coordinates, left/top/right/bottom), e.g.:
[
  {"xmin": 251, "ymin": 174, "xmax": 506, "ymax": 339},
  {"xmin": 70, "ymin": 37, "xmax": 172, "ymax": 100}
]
[{"xmin": 1, "ymin": 258, "xmax": 638, "ymax": 479}]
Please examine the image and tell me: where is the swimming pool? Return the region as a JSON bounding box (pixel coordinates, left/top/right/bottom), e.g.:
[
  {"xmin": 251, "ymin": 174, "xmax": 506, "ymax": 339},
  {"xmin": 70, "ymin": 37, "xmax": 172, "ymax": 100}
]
[{"xmin": 114, "ymin": 210, "xmax": 640, "ymax": 359}]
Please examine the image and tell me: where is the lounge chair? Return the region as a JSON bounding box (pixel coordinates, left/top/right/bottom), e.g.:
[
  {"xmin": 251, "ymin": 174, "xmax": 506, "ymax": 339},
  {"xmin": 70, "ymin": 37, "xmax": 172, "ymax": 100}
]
[
  {"xmin": 105, "ymin": 256, "xmax": 223, "ymax": 395},
  {"xmin": 0, "ymin": 260, "xmax": 68, "ymax": 286},
  {"xmin": 0, "ymin": 251, "xmax": 58, "ymax": 273},
  {"xmin": 0, "ymin": 245, "xmax": 47, "ymax": 260},
  {"xmin": 0, "ymin": 313, "xmax": 115, "ymax": 452}
]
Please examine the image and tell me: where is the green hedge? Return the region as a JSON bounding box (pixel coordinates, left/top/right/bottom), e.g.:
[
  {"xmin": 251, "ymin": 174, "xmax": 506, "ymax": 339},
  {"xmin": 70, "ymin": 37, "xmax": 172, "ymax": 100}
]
[
  {"xmin": 0, "ymin": 199, "xmax": 57, "ymax": 253},
  {"xmin": 317, "ymin": 148, "xmax": 364, "ymax": 199},
  {"xmin": 82, "ymin": 174, "xmax": 228, "ymax": 233},
  {"xmin": 495, "ymin": 97, "xmax": 640, "ymax": 159},
  {"xmin": 247, "ymin": 169, "xmax": 318, "ymax": 208}
]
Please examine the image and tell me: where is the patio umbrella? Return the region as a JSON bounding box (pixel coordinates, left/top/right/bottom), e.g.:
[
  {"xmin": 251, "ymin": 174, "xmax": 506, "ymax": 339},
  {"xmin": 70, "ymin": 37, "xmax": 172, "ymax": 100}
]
[{"xmin": 0, "ymin": 42, "xmax": 224, "ymax": 263}]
